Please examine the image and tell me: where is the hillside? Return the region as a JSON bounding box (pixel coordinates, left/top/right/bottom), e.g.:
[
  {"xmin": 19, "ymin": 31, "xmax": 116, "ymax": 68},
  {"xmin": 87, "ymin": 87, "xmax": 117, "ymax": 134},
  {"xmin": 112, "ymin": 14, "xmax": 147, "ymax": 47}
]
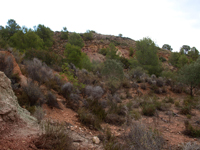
[{"xmin": 1, "ymin": 27, "xmax": 200, "ymax": 150}]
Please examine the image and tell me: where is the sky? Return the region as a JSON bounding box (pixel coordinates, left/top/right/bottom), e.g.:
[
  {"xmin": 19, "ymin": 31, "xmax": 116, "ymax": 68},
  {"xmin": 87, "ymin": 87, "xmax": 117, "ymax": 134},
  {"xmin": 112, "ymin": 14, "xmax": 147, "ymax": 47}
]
[{"xmin": 1, "ymin": 0, "xmax": 200, "ymax": 52}]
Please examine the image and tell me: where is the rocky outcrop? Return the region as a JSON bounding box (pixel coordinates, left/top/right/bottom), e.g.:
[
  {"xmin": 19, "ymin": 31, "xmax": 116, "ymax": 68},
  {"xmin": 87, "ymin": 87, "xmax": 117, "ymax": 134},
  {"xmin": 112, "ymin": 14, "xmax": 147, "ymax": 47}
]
[{"xmin": 0, "ymin": 71, "xmax": 36, "ymax": 125}]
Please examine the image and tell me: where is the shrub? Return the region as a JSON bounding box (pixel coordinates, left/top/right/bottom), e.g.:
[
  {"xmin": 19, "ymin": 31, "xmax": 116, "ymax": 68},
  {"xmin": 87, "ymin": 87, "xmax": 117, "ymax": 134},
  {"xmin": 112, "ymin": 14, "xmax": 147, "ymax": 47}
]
[
  {"xmin": 10, "ymin": 29, "xmax": 44, "ymax": 50},
  {"xmin": 46, "ymin": 91, "xmax": 60, "ymax": 109},
  {"xmin": 180, "ymin": 105, "xmax": 192, "ymax": 115},
  {"xmin": 129, "ymin": 110, "xmax": 141, "ymax": 120},
  {"xmin": 105, "ymin": 114, "xmax": 125, "ymax": 126},
  {"xmin": 129, "ymin": 67, "xmax": 146, "ymax": 79},
  {"xmin": 85, "ymin": 85, "xmax": 104, "ymax": 99},
  {"xmin": 99, "ymin": 48, "xmax": 108, "ymax": 56},
  {"xmin": 113, "ymin": 94, "xmax": 122, "ymax": 103},
  {"xmin": 23, "ymin": 80, "xmax": 45, "ymax": 106},
  {"xmin": 83, "ymin": 30, "xmax": 93, "ymax": 41},
  {"xmin": 184, "ymin": 120, "xmax": 200, "ymax": 137},
  {"xmin": 122, "ymin": 79, "xmax": 131, "ymax": 88},
  {"xmin": 151, "ymin": 85, "xmax": 162, "ymax": 94},
  {"xmin": 25, "ymin": 49, "xmax": 65, "ymax": 67},
  {"xmin": 142, "ymin": 103, "xmax": 156, "ymax": 116},
  {"xmin": 119, "ymin": 57, "xmax": 131, "ymax": 69},
  {"xmin": 0, "ymin": 54, "xmax": 14, "ymax": 78},
  {"xmin": 64, "ymin": 43, "xmax": 82, "ymax": 68},
  {"xmin": 107, "ymin": 102, "xmax": 126, "ymax": 116},
  {"xmin": 163, "ymin": 96, "xmax": 174, "ymax": 104},
  {"xmin": 68, "ymin": 32, "xmax": 84, "ymax": 48},
  {"xmin": 102, "ymin": 59, "xmax": 124, "ymax": 80},
  {"xmin": 60, "ymin": 27, "xmax": 68, "ymax": 40},
  {"xmin": 159, "ymin": 56, "xmax": 167, "ymax": 62},
  {"xmin": 68, "ymin": 93, "xmax": 80, "ymax": 111},
  {"xmin": 45, "ymin": 74, "xmax": 64, "ymax": 92},
  {"xmin": 103, "ymin": 128, "xmax": 123, "ymax": 150},
  {"xmin": 61, "ymin": 82, "xmax": 73, "ymax": 99},
  {"xmin": 175, "ymin": 101, "xmax": 180, "ymax": 107},
  {"xmin": 156, "ymin": 77, "xmax": 165, "ymax": 87},
  {"xmin": 78, "ymin": 108, "xmax": 102, "ymax": 130},
  {"xmin": 141, "ymin": 82, "xmax": 147, "ymax": 90},
  {"xmin": 129, "ymin": 47, "xmax": 134, "ymax": 56},
  {"xmin": 102, "ymin": 59, "xmax": 124, "ymax": 94},
  {"xmin": 35, "ymin": 24, "xmax": 54, "ymax": 48},
  {"xmin": 127, "ymin": 122, "xmax": 164, "ymax": 150},
  {"xmin": 136, "ymin": 37, "xmax": 162, "ymax": 76},
  {"xmin": 181, "ymin": 141, "xmax": 200, "ymax": 150},
  {"xmin": 25, "ymin": 58, "xmax": 53, "ymax": 86},
  {"xmin": 34, "ymin": 121, "xmax": 73, "ymax": 150},
  {"xmin": 86, "ymin": 99, "xmax": 107, "ymax": 121},
  {"xmin": 169, "ymin": 52, "xmax": 180, "ymax": 67}
]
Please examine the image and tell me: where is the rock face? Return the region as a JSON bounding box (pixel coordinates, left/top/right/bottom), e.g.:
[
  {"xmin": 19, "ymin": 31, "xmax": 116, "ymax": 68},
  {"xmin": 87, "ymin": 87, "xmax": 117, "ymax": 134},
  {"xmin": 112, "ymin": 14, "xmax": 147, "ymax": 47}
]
[{"xmin": 0, "ymin": 71, "xmax": 37, "ymax": 125}]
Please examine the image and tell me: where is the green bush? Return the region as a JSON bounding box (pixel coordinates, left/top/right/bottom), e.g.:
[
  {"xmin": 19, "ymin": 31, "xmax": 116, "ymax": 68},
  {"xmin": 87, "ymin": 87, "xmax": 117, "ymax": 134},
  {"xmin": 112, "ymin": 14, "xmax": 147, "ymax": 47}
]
[
  {"xmin": 25, "ymin": 49, "xmax": 65, "ymax": 67},
  {"xmin": 83, "ymin": 30, "xmax": 93, "ymax": 41},
  {"xmin": 178, "ymin": 54, "xmax": 188, "ymax": 68},
  {"xmin": 106, "ymin": 43, "xmax": 120, "ymax": 60},
  {"xmin": 129, "ymin": 67, "xmax": 146, "ymax": 79},
  {"xmin": 10, "ymin": 29, "xmax": 44, "ymax": 51},
  {"xmin": 87, "ymin": 99, "xmax": 107, "ymax": 121},
  {"xmin": 60, "ymin": 27, "xmax": 68, "ymax": 40},
  {"xmin": 169, "ymin": 52, "xmax": 180, "ymax": 67},
  {"xmin": 119, "ymin": 57, "xmax": 130, "ymax": 69},
  {"xmin": 105, "ymin": 114, "xmax": 125, "ymax": 126},
  {"xmin": 35, "ymin": 24, "xmax": 54, "ymax": 48},
  {"xmin": 64, "ymin": 43, "xmax": 82, "ymax": 67},
  {"xmin": 142, "ymin": 103, "xmax": 156, "ymax": 116},
  {"xmin": 163, "ymin": 96, "xmax": 174, "ymax": 104},
  {"xmin": 136, "ymin": 37, "xmax": 162, "ymax": 75},
  {"xmin": 159, "ymin": 56, "xmax": 166, "ymax": 62},
  {"xmin": 68, "ymin": 32, "xmax": 84, "ymax": 48},
  {"xmin": 180, "ymin": 105, "xmax": 192, "ymax": 115},
  {"xmin": 184, "ymin": 120, "xmax": 200, "ymax": 137},
  {"xmin": 102, "ymin": 59, "xmax": 124, "ymax": 80},
  {"xmin": 99, "ymin": 48, "xmax": 108, "ymax": 56},
  {"xmin": 129, "ymin": 47, "xmax": 134, "ymax": 56}
]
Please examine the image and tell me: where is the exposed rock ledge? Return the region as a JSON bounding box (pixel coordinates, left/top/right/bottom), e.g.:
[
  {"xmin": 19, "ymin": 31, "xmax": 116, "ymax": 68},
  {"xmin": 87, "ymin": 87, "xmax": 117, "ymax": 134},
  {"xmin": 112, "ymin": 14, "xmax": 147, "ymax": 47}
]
[{"xmin": 0, "ymin": 71, "xmax": 37, "ymax": 126}]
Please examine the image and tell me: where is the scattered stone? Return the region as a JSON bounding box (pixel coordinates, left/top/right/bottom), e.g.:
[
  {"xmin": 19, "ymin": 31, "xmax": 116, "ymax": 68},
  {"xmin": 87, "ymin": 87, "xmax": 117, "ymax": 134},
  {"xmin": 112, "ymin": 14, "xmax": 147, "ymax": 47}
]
[{"xmin": 92, "ymin": 136, "xmax": 100, "ymax": 144}]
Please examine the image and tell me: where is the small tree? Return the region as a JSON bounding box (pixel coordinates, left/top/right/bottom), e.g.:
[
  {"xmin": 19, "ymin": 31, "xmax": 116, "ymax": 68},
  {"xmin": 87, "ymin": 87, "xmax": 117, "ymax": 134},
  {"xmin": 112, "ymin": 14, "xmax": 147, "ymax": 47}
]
[
  {"xmin": 64, "ymin": 43, "xmax": 82, "ymax": 67},
  {"xmin": 169, "ymin": 52, "xmax": 181, "ymax": 67},
  {"xmin": 106, "ymin": 43, "xmax": 120, "ymax": 60},
  {"xmin": 129, "ymin": 47, "xmax": 134, "ymax": 56},
  {"xmin": 136, "ymin": 37, "xmax": 162, "ymax": 75},
  {"xmin": 178, "ymin": 54, "xmax": 188, "ymax": 68},
  {"xmin": 118, "ymin": 33, "xmax": 123, "ymax": 37},
  {"xmin": 180, "ymin": 45, "xmax": 190, "ymax": 54},
  {"xmin": 10, "ymin": 29, "xmax": 43, "ymax": 51},
  {"xmin": 179, "ymin": 58, "xmax": 200, "ymax": 96},
  {"xmin": 188, "ymin": 47, "xmax": 199, "ymax": 61},
  {"xmin": 102, "ymin": 59, "xmax": 124, "ymax": 94},
  {"xmin": 35, "ymin": 24, "xmax": 54, "ymax": 48},
  {"xmin": 162, "ymin": 44, "xmax": 173, "ymax": 51},
  {"xmin": 6, "ymin": 19, "xmax": 21, "ymax": 38},
  {"xmin": 83, "ymin": 30, "xmax": 93, "ymax": 41},
  {"xmin": 68, "ymin": 32, "xmax": 84, "ymax": 48},
  {"xmin": 61, "ymin": 27, "xmax": 68, "ymax": 40}
]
